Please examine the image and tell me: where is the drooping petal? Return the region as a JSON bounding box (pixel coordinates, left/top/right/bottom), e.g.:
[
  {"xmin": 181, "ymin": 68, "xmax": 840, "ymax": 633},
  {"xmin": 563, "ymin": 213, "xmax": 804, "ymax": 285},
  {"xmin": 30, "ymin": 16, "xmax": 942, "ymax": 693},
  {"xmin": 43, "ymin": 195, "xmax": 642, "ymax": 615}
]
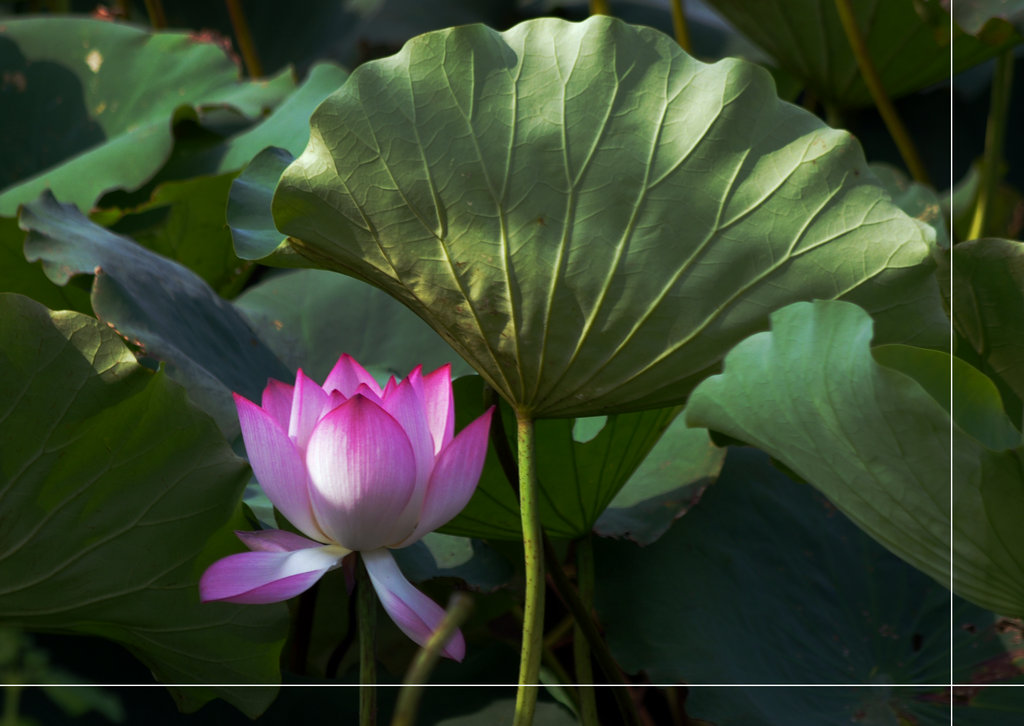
[
  {"xmin": 289, "ymin": 369, "xmax": 333, "ymax": 450},
  {"xmin": 401, "ymin": 407, "xmax": 494, "ymax": 546},
  {"xmin": 323, "ymin": 353, "xmax": 382, "ymax": 398},
  {"xmin": 261, "ymin": 378, "xmax": 294, "ymax": 430},
  {"xmin": 362, "ymin": 548, "xmax": 465, "ymax": 662},
  {"xmin": 236, "ymin": 529, "xmax": 337, "ymax": 554},
  {"xmin": 199, "ymin": 544, "xmax": 347, "ymax": 604},
  {"xmin": 305, "ymin": 395, "xmax": 417, "ymax": 551},
  {"xmin": 421, "ymin": 364, "xmax": 455, "ymax": 454},
  {"xmin": 234, "ymin": 393, "xmax": 330, "ymax": 543}
]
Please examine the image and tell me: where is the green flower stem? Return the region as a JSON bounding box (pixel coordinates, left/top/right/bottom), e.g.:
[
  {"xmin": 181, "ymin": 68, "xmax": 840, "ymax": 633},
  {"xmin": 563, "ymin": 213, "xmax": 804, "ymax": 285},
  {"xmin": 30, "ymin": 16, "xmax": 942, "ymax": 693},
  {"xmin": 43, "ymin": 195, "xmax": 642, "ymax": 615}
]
[
  {"xmin": 513, "ymin": 410, "xmax": 544, "ymax": 726},
  {"xmin": 391, "ymin": 592, "xmax": 474, "ymax": 726},
  {"xmin": 224, "ymin": 0, "xmax": 264, "ymax": 78},
  {"xmin": 670, "ymin": 0, "xmax": 692, "ymax": 54},
  {"xmin": 357, "ymin": 556, "xmax": 377, "ymax": 726},
  {"xmin": 969, "ymin": 50, "xmax": 1014, "ymax": 240},
  {"xmin": 573, "ymin": 535, "xmax": 599, "ymax": 726},
  {"xmin": 833, "ymin": 0, "xmax": 930, "ymax": 185}
]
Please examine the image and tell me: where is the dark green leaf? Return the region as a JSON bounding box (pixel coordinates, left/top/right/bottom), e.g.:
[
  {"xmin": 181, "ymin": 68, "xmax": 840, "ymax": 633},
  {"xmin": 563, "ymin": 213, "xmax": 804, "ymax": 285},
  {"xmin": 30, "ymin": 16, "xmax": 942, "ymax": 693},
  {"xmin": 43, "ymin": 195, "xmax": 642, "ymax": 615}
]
[
  {"xmin": 704, "ymin": 0, "xmax": 1017, "ymax": 108},
  {"xmin": 19, "ymin": 191, "xmax": 291, "ymax": 436},
  {"xmin": 442, "ymin": 375, "xmax": 678, "ymax": 540},
  {"xmin": 0, "ymin": 293, "xmax": 287, "ymax": 715},
  {"xmin": 595, "ymin": 447, "xmax": 1002, "ymax": 724}
]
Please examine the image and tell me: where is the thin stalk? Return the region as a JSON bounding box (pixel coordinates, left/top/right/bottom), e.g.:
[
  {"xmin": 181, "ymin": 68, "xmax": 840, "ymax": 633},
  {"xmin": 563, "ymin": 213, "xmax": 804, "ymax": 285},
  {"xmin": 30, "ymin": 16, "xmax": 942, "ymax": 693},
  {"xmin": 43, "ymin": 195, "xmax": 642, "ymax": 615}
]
[
  {"xmin": 590, "ymin": 0, "xmax": 611, "ymax": 15},
  {"xmin": 2, "ymin": 685, "xmax": 21, "ymax": 726},
  {"xmin": 573, "ymin": 536, "xmax": 599, "ymax": 726},
  {"xmin": 543, "ymin": 538, "xmax": 641, "ymax": 726},
  {"xmin": 513, "ymin": 411, "xmax": 544, "ymax": 726},
  {"xmin": 669, "ymin": 0, "xmax": 692, "ymax": 54},
  {"xmin": 834, "ymin": 0, "xmax": 930, "ymax": 185},
  {"xmin": 143, "ymin": 0, "xmax": 166, "ymax": 28},
  {"xmin": 969, "ymin": 50, "xmax": 1014, "ymax": 240},
  {"xmin": 357, "ymin": 556, "xmax": 377, "ymax": 726},
  {"xmin": 482, "ymin": 387, "xmax": 639, "ymax": 726},
  {"xmin": 391, "ymin": 593, "xmax": 474, "ymax": 726},
  {"xmin": 225, "ymin": 0, "xmax": 264, "ymax": 78}
]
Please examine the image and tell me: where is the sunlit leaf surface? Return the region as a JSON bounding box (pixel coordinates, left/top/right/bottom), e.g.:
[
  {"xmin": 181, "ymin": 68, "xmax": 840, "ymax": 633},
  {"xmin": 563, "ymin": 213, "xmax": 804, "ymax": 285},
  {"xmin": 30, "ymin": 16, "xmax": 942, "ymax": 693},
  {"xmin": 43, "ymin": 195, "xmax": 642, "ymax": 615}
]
[{"xmin": 271, "ymin": 16, "xmax": 946, "ymax": 418}]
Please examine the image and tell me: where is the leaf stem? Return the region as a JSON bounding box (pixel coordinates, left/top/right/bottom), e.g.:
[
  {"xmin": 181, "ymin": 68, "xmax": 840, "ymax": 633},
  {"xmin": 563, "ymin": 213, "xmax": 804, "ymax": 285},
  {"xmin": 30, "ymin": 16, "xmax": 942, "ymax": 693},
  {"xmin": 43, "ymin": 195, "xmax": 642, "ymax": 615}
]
[
  {"xmin": 357, "ymin": 556, "xmax": 377, "ymax": 726},
  {"xmin": 669, "ymin": 0, "xmax": 692, "ymax": 54},
  {"xmin": 968, "ymin": 50, "xmax": 1014, "ymax": 240},
  {"xmin": 514, "ymin": 410, "xmax": 544, "ymax": 726},
  {"xmin": 573, "ymin": 535, "xmax": 599, "ymax": 726},
  {"xmin": 833, "ymin": 0, "xmax": 930, "ymax": 185},
  {"xmin": 484, "ymin": 386, "xmax": 639, "ymax": 726},
  {"xmin": 143, "ymin": 0, "xmax": 167, "ymax": 29},
  {"xmin": 391, "ymin": 593, "xmax": 474, "ymax": 726},
  {"xmin": 224, "ymin": 0, "xmax": 264, "ymax": 78}
]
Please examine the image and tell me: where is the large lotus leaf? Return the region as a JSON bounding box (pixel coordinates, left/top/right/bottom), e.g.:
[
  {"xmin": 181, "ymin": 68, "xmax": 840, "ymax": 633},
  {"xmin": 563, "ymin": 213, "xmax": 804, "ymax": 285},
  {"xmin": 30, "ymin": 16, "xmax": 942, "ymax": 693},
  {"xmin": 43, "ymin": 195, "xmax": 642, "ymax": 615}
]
[
  {"xmin": 952, "ymin": 238, "xmax": 1024, "ymax": 406},
  {"xmin": 234, "ymin": 268, "xmax": 472, "ymax": 383},
  {"xmin": 686, "ymin": 300, "xmax": 1024, "ymax": 616},
  {"xmin": 704, "ymin": 0, "xmax": 1016, "ymax": 109},
  {"xmin": 269, "ymin": 16, "xmax": 946, "ymax": 418},
  {"xmin": 19, "ymin": 192, "xmax": 291, "ymax": 436},
  {"xmin": 0, "ymin": 17, "xmax": 292, "ymax": 215},
  {"xmin": 0, "ymin": 293, "xmax": 287, "ymax": 715},
  {"xmin": 594, "ymin": 447, "xmax": 1016, "ymax": 723},
  {"xmin": 686, "ymin": 301, "xmax": 950, "ymax": 584}
]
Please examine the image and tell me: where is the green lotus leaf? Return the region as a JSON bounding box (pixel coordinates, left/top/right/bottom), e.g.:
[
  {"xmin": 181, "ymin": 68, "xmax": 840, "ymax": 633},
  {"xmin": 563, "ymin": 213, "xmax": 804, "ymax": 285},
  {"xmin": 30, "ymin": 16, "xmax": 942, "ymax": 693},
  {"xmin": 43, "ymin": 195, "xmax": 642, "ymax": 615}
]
[
  {"xmin": 594, "ymin": 411, "xmax": 725, "ymax": 546},
  {"xmin": 20, "ymin": 191, "xmax": 291, "ymax": 436},
  {"xmin": 441, "ymin": 375, "xmax": 679, "ymax": 540},
  {"xmin": 686, "ymin": 300, "xmax": 950, "ymax": 586},
  {"xmin": 704, "ymin": 0, "xmax": 1017, "ymax": 108},
  {"xmin": 0, "ymin": 17, "xmax": 293, "ymax": 215},
  {"xmin": 687, "ymin": 299, "xmax": 1024, "ymax": 617},
  {"xmin": 270, "ymin": 16, "xmax": 946, "ymax": 418},
  {"xmin": 594, "ymin": 447, "xmax": 1011, "ymax": 721},
  {"xmin": 0, "ymin": 214, "xmax": 91, "ymax": 313},
  {"xmin": 952, "ymin": 238, "xmax": 1024, "ymax": 407},
  {"xmin": 0, "ymin": 293, "xmax": 287, "ymax": 715}
]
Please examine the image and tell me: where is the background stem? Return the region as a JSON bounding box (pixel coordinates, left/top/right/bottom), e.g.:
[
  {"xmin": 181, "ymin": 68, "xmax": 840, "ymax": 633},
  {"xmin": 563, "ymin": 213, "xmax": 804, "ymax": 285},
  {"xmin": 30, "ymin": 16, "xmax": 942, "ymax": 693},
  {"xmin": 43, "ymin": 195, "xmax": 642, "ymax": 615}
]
[
  {"xmin": 391, "ymin": 593, "xmax": 474, "ymax": 726},
  {"xmin": 357, "ymin": 556, "xmax": 377, "ymax": 726},
  {"xmin": 969, "ymin": 50, "xmax": 1014, "ymax": 240},
  {"xmin": 513, "ymin": 411, "xmax": 544, "ymax": 726},
  {"xmin": 833, "ymin": 0, "xmax": 930, "ymax": 185},
  {"xmin": 669, "ymin": 0, "xmax": 692, "ymax": 54},
  {"xmin": 573, "ymin": 535, "xmax": 599, "ymax": 726},
  {"xmin": 224, "ymin": 0, "xmax": 264, "ymax": 78}
]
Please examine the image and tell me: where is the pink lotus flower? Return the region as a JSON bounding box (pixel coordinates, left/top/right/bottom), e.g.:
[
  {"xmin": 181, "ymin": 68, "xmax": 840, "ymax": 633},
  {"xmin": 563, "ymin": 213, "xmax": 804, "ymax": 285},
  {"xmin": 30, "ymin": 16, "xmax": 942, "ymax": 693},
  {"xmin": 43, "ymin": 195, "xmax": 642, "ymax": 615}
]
[{"xmin": 200, "ymin": 355, "xmax": 493, "ymax": 661}]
